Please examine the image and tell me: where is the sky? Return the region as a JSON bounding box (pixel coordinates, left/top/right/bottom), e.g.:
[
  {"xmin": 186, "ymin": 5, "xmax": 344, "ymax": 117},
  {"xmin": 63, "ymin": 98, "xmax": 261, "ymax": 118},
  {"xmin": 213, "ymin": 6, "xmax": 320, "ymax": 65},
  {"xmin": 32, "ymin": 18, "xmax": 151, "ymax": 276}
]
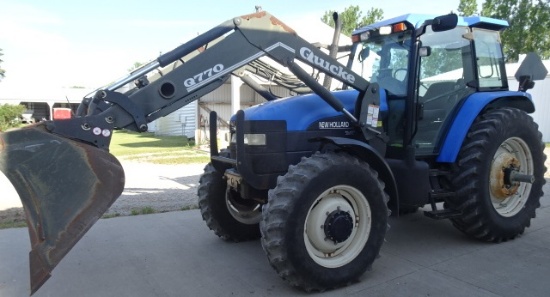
[{"xmin": 0, "ymin": 0, "xmax": 461, "ymax": 94}]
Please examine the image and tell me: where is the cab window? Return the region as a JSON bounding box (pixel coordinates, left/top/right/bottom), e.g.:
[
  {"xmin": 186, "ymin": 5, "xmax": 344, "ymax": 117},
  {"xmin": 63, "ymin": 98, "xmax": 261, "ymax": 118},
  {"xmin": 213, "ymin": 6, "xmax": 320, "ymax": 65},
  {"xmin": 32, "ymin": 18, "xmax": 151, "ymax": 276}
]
[{"xmin": 473, "ymin": 28, "xmax": 507, "ymax": 89}]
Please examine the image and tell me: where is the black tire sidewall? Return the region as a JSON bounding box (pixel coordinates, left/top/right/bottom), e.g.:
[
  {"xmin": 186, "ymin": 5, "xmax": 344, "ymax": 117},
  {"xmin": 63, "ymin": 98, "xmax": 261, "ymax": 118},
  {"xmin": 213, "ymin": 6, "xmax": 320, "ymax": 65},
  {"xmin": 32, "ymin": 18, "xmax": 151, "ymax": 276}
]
[
  {"xmin": 200, "ymin": 165, "xmax": 231, "ymax": 225},
  {"xmin": 458, "ymin": 109, "xmax": 545, "ymax": 236},
  {"xmin": 198, "ymin": 164, "xmax": 261, "ymax": 240},
  {"xmin": 284, "ymin": 159, "xmax": 387, "ymax": 287}
]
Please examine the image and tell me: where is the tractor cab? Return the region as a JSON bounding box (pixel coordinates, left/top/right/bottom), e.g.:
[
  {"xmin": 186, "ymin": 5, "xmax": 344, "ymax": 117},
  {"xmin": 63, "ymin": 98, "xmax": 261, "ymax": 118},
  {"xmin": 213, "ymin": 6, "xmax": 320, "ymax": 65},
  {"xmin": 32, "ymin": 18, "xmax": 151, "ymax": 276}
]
[{"xmin": 352, "ymin": 14, "xmax": 510, "ymax": 156}]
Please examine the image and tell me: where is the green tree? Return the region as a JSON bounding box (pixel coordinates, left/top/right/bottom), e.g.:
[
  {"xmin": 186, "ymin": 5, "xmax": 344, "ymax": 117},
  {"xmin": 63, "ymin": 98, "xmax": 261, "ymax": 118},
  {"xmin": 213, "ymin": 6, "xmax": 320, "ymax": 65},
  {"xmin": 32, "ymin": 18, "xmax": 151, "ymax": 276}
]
[
  {"xmin": 525, "ymin": 1, "xmax": 550, "ymax": 59},
  {"xmin": 321, "ymin": 5, "xmax": 384, "ymax": 36},
  {"xmin": 0, "ymin": 104, "xmax": 25, "ymax": 131},
  {"xmin": 458, "ymin": 0, "xmax": 479, "ymax": 15},
  {"xmin": 481, "ymin": 0, "xmax": 550, "ymax": 61},
  {"xmin": 0, "ymin": 48, "xmax": 5, "ymax": 80}
]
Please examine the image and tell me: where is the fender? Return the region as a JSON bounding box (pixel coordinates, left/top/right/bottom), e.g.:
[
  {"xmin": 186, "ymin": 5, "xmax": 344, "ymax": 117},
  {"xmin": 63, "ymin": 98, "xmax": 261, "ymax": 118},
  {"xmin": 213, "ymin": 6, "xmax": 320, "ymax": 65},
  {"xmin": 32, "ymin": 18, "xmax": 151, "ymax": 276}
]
[
  {"xmin": 437, "ymin": 91, "xmax": 534, "ymax": 163},
  {"xmin": 316, "ymin": 136, "xmax": 399, "ymax": 205}
]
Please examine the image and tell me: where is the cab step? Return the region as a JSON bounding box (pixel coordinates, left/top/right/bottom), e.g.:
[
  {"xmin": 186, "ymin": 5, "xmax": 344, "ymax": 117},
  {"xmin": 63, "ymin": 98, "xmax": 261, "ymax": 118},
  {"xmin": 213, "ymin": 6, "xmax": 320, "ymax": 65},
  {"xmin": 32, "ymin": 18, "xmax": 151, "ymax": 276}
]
[{"xmin": 424, "ymin": 188, "xmax": 461, "ymax": 220}]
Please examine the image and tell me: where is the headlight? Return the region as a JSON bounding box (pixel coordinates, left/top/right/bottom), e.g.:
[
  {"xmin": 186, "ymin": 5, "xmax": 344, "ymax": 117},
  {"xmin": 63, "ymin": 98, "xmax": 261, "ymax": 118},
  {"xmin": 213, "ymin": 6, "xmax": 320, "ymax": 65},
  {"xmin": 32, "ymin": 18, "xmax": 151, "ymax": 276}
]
[
  {"xmin": 230, "ymin": 133, "xmax": 267, "ymax": 146},
  {"xmin": 244, "ymin": 134, "xmax": 266, "ymax": 146}
]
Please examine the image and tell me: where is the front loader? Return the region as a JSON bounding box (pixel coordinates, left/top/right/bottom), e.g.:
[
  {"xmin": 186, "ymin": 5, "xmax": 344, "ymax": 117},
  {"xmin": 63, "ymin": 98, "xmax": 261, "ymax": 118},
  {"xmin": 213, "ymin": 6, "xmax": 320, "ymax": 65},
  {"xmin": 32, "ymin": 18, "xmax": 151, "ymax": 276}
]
[{"xmin": 0, "ymin": 10, "xmax": 547, "ymax": 294}]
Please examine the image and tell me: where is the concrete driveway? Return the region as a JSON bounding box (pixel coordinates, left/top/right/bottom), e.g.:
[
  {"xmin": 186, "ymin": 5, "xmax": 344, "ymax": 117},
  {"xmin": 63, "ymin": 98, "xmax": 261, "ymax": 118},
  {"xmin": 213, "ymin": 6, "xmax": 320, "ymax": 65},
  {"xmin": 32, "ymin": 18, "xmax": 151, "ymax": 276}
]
[{"xmin": 1, "ymin": 190, "xmax": 550, "ymax": 297}]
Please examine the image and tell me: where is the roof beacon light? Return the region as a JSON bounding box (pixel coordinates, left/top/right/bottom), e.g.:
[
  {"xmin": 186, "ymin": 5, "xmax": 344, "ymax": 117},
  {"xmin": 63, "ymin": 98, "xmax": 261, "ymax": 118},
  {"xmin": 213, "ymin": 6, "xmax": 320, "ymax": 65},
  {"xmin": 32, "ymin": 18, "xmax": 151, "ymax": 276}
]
[{"xmin": 392, "ymin": 22, "xmax": 407, "ymax": 33}]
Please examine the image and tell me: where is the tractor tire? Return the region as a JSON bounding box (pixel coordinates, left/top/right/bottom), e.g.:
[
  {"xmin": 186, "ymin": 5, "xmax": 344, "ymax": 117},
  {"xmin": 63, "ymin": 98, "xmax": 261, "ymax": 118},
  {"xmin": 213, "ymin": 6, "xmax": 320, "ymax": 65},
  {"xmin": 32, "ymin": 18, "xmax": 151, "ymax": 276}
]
[
  {"xmin": 447, "ymin": 107, "xmax": 546, "ymax": 242},
  {"xmin": 260, "ymin": 152, "xmax": 389, "ymax": 291},
  {"xmin": 198, "ymin": 162, "xmax": 261, "ymax": 242}
]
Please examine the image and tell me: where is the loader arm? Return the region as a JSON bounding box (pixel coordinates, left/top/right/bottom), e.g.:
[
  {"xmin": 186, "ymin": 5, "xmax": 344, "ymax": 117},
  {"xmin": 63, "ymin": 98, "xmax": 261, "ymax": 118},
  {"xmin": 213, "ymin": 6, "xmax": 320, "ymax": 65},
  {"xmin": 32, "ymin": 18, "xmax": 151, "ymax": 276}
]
[
  {"xmin": 0, "ymin": 11, "xmax": 384, "ymax": 295},
  {"xmin": 70, "ymin": 11, "xmax": 373, "ymax": 140}
]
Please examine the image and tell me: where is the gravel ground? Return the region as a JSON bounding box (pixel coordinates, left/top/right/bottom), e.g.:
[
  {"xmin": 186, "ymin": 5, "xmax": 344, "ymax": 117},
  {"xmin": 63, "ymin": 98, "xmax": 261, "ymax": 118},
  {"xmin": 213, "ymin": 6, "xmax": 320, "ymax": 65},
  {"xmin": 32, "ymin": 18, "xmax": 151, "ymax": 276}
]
[
  {"xmin": 0, "ymin": 160, "xmax": 208, "ymax": 224},
  {"xmin": 105, "ymin": 160, "xmax": 208, "ymax": 216}
]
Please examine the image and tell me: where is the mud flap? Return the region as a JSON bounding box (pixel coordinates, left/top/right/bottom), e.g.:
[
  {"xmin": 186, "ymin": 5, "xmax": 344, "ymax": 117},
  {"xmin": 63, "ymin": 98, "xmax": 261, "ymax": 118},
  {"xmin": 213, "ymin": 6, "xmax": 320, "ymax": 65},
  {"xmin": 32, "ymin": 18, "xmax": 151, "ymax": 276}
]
[{"xmin": 0, "ymin": 124, "xmax": 125, "ymax": 294}]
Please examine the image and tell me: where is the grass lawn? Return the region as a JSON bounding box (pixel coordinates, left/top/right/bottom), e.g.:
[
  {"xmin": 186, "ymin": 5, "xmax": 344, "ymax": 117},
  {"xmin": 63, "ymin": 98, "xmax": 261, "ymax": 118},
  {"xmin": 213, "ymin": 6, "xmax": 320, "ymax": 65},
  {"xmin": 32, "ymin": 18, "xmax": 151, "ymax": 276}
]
[{"xmin": 109, "ymin": 130, "xmax": 210, "ymax": 165}]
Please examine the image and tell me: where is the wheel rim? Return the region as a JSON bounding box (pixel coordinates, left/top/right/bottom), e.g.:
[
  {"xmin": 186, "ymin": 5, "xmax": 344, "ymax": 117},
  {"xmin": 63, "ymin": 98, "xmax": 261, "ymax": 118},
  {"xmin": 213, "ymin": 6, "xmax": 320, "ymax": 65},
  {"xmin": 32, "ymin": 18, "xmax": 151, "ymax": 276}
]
[
  {"xmin": 304, "ymin": 185, "xmax": 371, "ymax": 268},
  {"xmin": 489, "ymin": 137, "xmax": 534, "ymax": 217},
  {"xmin": 226, "ymin": 189, "xmax": 262, "ymax": 224}
]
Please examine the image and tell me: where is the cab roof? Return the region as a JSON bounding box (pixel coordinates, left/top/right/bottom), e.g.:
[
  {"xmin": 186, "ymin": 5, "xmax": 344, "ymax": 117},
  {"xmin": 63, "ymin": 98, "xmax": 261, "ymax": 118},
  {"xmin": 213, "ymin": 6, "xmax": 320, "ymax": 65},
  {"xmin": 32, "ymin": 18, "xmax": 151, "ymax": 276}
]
[{"xmin": 352, "ymin": 14, "xmax": 509, "ymax": 35}]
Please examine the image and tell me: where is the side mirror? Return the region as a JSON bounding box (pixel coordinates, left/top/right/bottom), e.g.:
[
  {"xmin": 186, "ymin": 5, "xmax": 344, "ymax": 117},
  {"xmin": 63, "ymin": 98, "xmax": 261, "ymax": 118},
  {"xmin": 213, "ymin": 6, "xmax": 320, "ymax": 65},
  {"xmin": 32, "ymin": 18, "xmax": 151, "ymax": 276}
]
[
  {"xmin": 518, "ymin": 76, "xmax": 535, "ymax": 91},
  {"xmin": 515, "ymin": 52, "xmax": 548, "ymax": 91},
  {"xmin": 419, "ymin": 46, "xmax": 431, "ymax": 57},
  {"xmin": 359, "ymin": 47, "xmax": 370, "ymax": 61},
  {"xmin": 432, "ymin": 14, "xmax": 458, "ymax": 32}
]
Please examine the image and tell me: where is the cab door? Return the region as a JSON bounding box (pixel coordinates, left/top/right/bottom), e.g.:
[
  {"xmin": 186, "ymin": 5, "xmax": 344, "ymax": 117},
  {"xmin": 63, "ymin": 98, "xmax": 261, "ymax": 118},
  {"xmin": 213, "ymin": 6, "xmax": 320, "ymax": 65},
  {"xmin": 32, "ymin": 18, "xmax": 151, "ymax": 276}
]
[{"xmin": 414, "ymin": 25, "xmax": 475, "ymax": 155}]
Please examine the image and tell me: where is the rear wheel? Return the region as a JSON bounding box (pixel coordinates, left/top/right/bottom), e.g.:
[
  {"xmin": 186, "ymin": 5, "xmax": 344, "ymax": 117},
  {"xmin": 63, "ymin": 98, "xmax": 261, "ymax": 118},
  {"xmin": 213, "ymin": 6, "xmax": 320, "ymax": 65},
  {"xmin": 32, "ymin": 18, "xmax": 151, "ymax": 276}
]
[
  {"xmin": 448, "ymin": 108, "xmax": 546, "ymax": 242},
  {"xmin": 198, "ymin": 163, "xmax": 261, "ymax": 242},
  {"xmin": 261, "ymin": 152, "xmax": 388, "ymax": 291}
]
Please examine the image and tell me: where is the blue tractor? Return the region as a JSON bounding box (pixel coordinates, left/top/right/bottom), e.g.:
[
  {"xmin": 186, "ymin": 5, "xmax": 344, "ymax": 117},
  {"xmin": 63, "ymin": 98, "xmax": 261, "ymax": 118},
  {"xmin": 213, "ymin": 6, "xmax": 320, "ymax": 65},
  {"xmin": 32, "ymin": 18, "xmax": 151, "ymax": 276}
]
[
  {"xmin": 1, "ymin": 11, "xmax": 547, "ymax": 294},
  {"xmin": 199, "ymin": 12, "xmax": 548, "ymax": 290}
]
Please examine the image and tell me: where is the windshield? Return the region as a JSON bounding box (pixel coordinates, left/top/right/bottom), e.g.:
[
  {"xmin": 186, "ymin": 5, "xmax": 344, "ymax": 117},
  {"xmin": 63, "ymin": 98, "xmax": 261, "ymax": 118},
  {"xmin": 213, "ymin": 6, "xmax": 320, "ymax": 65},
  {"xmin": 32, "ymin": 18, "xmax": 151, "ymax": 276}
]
[{"xmin": 357, "ymin": 31, "xmax": 412, "ymax": 96}]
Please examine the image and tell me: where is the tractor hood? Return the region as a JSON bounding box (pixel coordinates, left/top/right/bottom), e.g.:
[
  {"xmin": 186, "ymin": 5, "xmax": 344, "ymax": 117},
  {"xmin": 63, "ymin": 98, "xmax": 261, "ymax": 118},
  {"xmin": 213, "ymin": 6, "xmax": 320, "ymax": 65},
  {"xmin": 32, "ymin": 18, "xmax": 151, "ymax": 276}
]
[{"xmin": 238, "ymin": 90, "xmax": 359, "ymax": 131}]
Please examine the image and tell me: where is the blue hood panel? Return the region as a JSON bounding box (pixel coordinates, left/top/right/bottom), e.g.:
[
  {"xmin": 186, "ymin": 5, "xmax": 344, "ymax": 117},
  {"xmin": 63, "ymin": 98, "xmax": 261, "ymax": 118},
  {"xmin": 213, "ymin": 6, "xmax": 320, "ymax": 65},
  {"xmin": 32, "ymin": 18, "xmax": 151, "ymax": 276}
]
[{"xmin": 242, "ymin": 90, "xmax": 359, "ymax": 131}]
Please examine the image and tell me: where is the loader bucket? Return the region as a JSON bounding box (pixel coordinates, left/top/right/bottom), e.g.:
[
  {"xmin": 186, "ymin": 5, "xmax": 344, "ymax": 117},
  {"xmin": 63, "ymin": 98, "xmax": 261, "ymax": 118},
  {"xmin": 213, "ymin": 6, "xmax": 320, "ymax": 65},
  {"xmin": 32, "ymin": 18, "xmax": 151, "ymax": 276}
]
[{"xmin": 0, "ymin": 124, "xmax": 125, "ymax": 294}]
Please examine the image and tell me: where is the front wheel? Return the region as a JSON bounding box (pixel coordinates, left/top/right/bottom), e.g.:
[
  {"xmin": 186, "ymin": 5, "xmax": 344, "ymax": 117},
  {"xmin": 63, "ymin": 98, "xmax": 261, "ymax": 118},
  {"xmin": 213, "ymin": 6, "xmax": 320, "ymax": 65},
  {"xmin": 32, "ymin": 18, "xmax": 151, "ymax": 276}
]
[
  {"xmin": 261, "ymin": 152, "xmax": 389, "ymax": 291},
  {"xmin": 198, "ymin": 163, "xmax": 261, "ymax": 242},
  {"xmin": 448, "ymin": 108, "xmax": 546, "ymax": 242}
]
